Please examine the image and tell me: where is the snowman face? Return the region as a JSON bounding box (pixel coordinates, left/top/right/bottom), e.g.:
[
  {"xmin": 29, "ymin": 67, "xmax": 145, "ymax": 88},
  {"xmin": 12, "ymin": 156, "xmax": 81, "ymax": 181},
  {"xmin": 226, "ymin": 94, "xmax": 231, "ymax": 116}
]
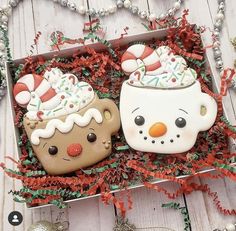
[{"xmin": 120, "ymin": 81, "xmax": 217, "ymax": 154}]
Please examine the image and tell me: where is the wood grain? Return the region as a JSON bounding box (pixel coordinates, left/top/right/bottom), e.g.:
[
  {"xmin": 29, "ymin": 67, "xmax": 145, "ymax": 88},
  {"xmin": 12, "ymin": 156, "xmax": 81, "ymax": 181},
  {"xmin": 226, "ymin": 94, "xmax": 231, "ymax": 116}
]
[{"xmin": 0, "ymin": 0, "xmax": 235, "ymax": 230}]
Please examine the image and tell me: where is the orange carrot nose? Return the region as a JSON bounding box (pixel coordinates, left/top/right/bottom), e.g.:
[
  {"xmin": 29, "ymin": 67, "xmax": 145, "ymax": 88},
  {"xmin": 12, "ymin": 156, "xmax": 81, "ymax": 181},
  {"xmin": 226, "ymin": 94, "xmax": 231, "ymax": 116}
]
[{"xmin": 149, "ymin": 122, "xmax": 167, "ymax": 137}]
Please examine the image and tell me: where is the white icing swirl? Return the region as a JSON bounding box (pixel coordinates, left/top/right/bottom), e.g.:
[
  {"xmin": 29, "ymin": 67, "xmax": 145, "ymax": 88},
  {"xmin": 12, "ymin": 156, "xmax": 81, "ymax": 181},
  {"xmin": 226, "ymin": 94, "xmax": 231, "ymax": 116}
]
[
  {"xmin": 127, "ymin": 46, "xmax": 197, "ymax": 89},
  {"xmin": 31, "ymin": 108, "xmax": 103, "ymax": 145}
]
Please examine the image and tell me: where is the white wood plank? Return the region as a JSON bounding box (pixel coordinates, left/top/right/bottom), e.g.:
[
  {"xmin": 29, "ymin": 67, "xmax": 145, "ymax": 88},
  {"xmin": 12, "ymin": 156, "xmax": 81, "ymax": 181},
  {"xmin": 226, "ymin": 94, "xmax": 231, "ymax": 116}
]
[
  {"xmin": 207, "ymin": 0, "xmax": 236, "ymax": 121},
  {"xmin": 120, "ymin": 183, "xmax": 186, "ymax": 231},
  {"xmin": 68, "ymin": 198, "xmax": 115, "ymax": 231},
  {"xmin": 51, "ymin": 206, "xmax": 68, "ymax": 224},
  {"xmin": 185, "ymin": 176, "xmax": 236, "ymax": 231},
  {"xmin": 8, "ymin": 0, "xmax": 36, "ymax": 59},
  {"xmin": 201, "ymin": 176, "xmax": 236, "ymax": 230},
  {"xmin": 1, "ymin": 96, "xmax": 15, "ymax": 231},
  {"xmin": 87, "ymin": 0, "xmax": 149, "ymax": 39},
  {"xmin": 39, "ymin": 207, "xmax": 52, "ymax": 222},
  {"xmin": 1, "ymin": 1, "xmax": 47, "ymax": 230},
  {"xmin": 32, "ymin": 0, "xmax": 88, "ymax": 54}
]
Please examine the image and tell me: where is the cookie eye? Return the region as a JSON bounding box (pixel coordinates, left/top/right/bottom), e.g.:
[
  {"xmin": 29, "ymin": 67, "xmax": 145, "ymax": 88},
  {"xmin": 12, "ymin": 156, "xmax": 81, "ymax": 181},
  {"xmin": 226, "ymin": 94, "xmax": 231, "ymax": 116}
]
[
  {"xmin": 175, "ymin": 117, "xmax": 186, "ymax": 128},
  {"xmin": 134, "ymin": 116, "xmax": 145, "ymax": 126},
  {"xmin": 48, "ymin": 146, "xmax": 58, "ymax": 155},
  {"xmin": 87, "ymin": 133, "xmax": 97, "ymax": 143}
]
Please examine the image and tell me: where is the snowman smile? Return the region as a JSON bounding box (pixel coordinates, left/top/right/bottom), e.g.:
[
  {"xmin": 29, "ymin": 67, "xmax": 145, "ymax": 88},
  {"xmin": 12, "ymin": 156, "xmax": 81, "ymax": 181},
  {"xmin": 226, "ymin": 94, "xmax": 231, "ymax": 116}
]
[{"xmin": 139, "ymin": 130, "xmax": 181, "ymax": 145}]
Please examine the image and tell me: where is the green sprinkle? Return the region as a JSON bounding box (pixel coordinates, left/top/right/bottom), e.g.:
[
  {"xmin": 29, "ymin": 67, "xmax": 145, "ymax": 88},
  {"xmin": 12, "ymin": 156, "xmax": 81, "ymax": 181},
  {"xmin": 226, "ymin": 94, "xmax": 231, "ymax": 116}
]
[{"xmin": 53, "ymin": 107, "xmax": 63, "ymax": 112}]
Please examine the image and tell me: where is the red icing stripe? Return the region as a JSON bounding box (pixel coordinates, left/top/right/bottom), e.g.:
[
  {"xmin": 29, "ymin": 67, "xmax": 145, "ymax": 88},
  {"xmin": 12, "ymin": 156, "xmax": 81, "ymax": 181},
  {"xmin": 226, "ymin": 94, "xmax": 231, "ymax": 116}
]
[
  {"xmin": 13, "ymin": 83, "xmax": 29, "ymax": 97},
  {"xmin": 121, "ymin": 51, "xmax": 136, "ymax": 62},
  {"xmin": 33, "ymin": 74, "xmax": 44, "ymax": 89},
  {"xmin": 40, "ymin": 88, "xmax": 57, "ymax": 102},
  {"xmin": 140, "ymin": 46, "xmax": 154, "ymax": 60},
  {"xmin": 146, "ymin": 61, "xmax": 162, "ymax": 72}
]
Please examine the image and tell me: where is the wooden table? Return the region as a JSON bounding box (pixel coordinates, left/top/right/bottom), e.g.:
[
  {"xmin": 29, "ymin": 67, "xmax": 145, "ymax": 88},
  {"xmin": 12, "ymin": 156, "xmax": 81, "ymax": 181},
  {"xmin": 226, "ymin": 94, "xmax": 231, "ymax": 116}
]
[{"xmin": 0, "ymin": 0, "xmax": 236, "ymax": 230}]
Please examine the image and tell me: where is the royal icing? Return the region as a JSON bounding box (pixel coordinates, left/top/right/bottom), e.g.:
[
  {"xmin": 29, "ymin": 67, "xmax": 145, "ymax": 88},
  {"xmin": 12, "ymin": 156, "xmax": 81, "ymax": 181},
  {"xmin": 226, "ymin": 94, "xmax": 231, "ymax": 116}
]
[
  {"xmin": 13, "ymin": 68, "xmax": 95, "ymax": 120},
  {"xmin": 121, "ymin": 45, "xmax": 197, "ymax": 89},
  {"xmin": 31, "ymin": 108, "xmax": 103, "ymax": 145},
  {"xmin": 120, "ymin": 44, "xmax": 217, "ymax": 154},
  {"xmin": 120, "ymin": 80, "xmax": 217, "ymax": 154}
]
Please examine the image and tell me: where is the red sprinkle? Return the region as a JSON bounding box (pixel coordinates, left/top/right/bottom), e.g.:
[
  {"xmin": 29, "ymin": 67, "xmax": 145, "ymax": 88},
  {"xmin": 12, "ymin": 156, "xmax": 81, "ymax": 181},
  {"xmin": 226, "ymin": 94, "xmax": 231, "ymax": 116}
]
[
  {"xmin": 88, "ymin": 87, "xmax": 92, "ymax": 91},
  {"xmin": 171, "ymin": 58, "xmax": 176, "ymax": 62},
  {"xmin": 36, "ymin": 111, "xmax": 44, "ymax": 121},
  {"xmin": 172, "ymin": 78, "xmax": 176, "ymax": 82}
]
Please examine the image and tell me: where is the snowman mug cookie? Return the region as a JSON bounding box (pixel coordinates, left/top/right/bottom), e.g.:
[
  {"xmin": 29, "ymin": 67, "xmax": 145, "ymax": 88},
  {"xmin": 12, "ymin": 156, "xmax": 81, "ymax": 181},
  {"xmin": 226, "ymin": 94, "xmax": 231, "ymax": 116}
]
[
  {"xmin": 13, "ymin": 69, "xmax": 120, "ymax": 175},
  {"xmin": 120, "ymin": 44, "xmax": 217, "ymax": 154}
]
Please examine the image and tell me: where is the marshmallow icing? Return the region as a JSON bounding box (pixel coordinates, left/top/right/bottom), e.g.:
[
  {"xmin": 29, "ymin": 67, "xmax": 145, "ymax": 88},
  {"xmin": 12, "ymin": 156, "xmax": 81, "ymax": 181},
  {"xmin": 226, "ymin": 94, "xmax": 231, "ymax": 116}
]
[
  {"xmin": 31, "ymin": 108, "xmax": 103, "ymax": 145},
  {"xmin": 122, "ymin": 45, "xmax": 197, "ymax": 89},
  {"xmin": 14, "ymin": 68, "xmax": 95, "ymax": 120}
]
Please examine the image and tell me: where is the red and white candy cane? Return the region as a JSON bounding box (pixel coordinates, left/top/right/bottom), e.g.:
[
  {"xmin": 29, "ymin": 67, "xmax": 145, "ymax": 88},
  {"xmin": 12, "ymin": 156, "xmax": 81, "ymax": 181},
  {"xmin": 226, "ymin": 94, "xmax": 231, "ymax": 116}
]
[
  {"xmin": 121, "ymin": 44, "xmax": 162, "ymax": 76},
  {"xmin": 13, "ymin": 74, "xmax": 60, "ymax": 110}
]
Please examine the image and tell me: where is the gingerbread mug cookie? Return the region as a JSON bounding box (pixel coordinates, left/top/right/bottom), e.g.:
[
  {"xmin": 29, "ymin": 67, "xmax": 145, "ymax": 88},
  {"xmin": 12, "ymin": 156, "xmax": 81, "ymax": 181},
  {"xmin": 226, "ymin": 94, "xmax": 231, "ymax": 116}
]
[
  {"xmin": 13, "ymin": 69, "xmax": 120, "ymax": 175},
  {"xmin": 120, "ymin": 44, "xmax": 217, "ymax": 154}
]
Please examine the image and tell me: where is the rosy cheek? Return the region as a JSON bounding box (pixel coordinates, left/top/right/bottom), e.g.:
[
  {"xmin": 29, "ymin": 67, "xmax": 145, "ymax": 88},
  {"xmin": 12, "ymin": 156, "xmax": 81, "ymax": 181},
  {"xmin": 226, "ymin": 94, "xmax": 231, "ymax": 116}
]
[
  {"xmin": 126, "ymin": 127, "xmax": 137, "ymax": 137},
  {"xmin": 181, "ymin": 128, "xmax": 198, "ymax": 141}
]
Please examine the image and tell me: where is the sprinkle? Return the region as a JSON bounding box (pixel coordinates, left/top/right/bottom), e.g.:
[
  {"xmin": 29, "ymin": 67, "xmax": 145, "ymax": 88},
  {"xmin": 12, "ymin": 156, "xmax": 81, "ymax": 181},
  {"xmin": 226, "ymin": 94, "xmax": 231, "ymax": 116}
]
[
  {"xmin": 147, "ymin": 77, "xmax": 159, "ymax": 85},
  {"xmin": 53, "ymin": 107, "xmax": 63, "ymax": 112},
  {"xmin": 37, "ymin": 101, "xmax": 41, "ymax": 110},
  {"xmin": 79, "ymin": 84, "xmax": 89, "ymax": 88},
  {"xmin": 64, "ymin": 100, "xmax": 68, "ymax": 106},
  {"xmin": 174, "ymin": 62, "xmax": 179, "ymax": 70}
]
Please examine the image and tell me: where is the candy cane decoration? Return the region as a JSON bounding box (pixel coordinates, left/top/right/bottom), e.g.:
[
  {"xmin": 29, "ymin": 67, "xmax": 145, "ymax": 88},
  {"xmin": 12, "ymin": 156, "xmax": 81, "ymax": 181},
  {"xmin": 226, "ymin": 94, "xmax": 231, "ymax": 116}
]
[
  {"xmin": 13, "ymin": 74, "xmax": 60, "ymax": 110},
  {"xmin": 121, "ymin": 44, "xmax": 162, "ymax": 76}
]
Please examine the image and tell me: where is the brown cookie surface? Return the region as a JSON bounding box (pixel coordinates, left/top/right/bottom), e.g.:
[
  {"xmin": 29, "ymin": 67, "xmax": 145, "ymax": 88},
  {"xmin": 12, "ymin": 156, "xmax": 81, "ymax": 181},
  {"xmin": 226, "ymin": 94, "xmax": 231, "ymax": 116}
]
[{"xmin": 23, "ymin": 95, "xmax": 120, "ymax": 175}]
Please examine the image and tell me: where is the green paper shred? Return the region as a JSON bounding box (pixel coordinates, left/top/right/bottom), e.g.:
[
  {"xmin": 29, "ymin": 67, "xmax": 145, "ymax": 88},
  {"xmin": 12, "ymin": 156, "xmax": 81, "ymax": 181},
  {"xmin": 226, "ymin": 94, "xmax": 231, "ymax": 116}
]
[
  {"xmin": 162, "ymin": 202, "xmax": 191, "ymax": 231},
  {"xmin": 221, "ymin": 116, "xmax": 236, "ymax": 133},
  {"xmin": 25, "ymin": 170, "xmax": 47, "ymax": 177},
  {"xmin": 115, "ymin": 145, "xmax": 129, "ymax": 151}
]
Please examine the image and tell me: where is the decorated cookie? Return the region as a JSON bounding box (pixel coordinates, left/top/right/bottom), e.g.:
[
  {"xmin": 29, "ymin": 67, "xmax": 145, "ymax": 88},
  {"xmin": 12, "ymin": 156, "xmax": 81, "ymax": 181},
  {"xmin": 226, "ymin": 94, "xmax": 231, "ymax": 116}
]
[
  {"xmin": 120, "ymin": 44, "xmax": 217, "ymax": 154},
  {"xmin": 13, "ymin": 69, "xmax": 120, "ymax": 175}
]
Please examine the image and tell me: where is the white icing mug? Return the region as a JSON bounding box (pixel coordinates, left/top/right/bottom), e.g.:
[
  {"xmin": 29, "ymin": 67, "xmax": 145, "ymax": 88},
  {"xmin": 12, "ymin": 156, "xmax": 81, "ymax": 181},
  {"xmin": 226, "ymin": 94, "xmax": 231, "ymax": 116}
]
[{"xmin": 119, "ymin": 80, "xmax": 217, "ymax": 154}]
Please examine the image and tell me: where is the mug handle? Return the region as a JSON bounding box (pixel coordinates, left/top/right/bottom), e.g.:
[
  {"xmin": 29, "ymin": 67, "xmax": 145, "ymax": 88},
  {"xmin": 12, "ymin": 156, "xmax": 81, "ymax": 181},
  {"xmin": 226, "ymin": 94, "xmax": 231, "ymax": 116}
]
[
  {"xmin": 199, "ymin": 93, "xmax": 217, "ymax": 131},
  {"xmin": 99, "ymin": 98, "xmax": 121, "ymax": 134}
]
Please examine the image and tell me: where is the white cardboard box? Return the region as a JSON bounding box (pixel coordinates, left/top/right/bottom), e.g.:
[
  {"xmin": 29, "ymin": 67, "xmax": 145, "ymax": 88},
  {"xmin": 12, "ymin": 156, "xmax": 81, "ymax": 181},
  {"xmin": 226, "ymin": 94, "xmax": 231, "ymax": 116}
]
[{"xmin": 6, "ymin": 28, "xmax": 236, "ymax": 208}]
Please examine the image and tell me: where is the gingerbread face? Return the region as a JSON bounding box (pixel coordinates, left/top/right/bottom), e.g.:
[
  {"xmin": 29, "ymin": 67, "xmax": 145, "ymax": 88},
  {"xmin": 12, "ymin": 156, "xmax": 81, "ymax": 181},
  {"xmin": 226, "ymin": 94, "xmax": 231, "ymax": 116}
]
[
  {"xmin": 120, "ymin": 44, "xmax": 217, "ymax": 154},
  {"xmin": 24, "ymin": 96, "xmax": 120, "ymax": 175}
]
